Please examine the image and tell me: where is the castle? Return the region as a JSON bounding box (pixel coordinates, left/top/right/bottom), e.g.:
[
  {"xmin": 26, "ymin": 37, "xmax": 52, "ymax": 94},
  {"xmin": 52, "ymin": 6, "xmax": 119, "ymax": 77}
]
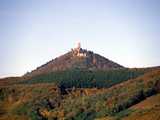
[{"xmin": 72, "ymin": 42, "xmax": 87, "ymax": 57}]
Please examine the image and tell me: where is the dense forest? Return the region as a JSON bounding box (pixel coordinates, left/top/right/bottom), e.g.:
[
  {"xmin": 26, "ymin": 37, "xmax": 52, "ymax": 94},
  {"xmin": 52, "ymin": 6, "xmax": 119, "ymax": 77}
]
[{"xmin": 22, "ymin": 68, "xmax": 148, "ymax": 88}]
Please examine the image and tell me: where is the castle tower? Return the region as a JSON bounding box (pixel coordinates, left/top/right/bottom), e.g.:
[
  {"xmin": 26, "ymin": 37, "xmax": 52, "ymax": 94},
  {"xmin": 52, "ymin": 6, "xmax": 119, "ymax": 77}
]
[
  {"xmin": 72, "ymin": 42, "xmax": 86, "ymax": 57},
  {"xmin": 76, "ymin": 42, "xmax": 81, "ymax": 50}
]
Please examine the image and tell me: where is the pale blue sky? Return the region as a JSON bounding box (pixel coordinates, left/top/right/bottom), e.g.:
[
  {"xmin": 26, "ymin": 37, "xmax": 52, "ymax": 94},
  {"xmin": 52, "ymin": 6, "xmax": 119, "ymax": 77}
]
[{"xmin": 0, "ymin": 0, "xmax": 160, "ymax": 78}]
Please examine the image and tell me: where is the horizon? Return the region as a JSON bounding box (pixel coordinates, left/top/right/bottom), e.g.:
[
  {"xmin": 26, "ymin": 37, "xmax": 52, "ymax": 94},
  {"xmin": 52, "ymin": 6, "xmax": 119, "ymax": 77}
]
[{"xmin": 1, "ymin": 0, "xmax": 160, "ymax": 78}]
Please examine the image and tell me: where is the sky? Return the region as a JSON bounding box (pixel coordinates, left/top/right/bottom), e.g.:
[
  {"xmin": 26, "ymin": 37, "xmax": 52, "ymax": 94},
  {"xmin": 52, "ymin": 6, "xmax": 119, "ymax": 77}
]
[{"xmin": 0, "ymin": 0, "xmax": 160, "ymax": 78}]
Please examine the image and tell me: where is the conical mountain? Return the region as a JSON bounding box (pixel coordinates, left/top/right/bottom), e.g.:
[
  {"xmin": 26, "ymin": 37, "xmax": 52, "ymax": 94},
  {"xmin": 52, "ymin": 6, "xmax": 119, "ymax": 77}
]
[{"xmin": 25, "ymin": 44, "xmax": 124, "ymax": 77}]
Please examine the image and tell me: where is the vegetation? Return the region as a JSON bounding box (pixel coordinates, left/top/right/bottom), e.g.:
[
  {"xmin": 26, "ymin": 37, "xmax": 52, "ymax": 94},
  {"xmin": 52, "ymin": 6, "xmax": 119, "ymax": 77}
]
[
  {"xmin": 46, "ymin": 69, "xmax": 160, "ymax": 120},
  {"xmin": 22, "ymin": 68, "xmax": 148, "ymax": 88},
  {"xmin": 0, "ymin": 68, "xmax": 159, "ymax": 120}
]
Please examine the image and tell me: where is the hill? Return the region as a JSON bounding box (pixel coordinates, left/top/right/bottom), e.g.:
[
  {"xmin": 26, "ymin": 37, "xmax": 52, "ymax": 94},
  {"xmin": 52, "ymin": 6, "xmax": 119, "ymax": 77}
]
[
  {"xmin": 24, "ymin": 44, "xmax": 124, "ymax": 78},
  {"xmin": 0, "ymin": 44, "xmax": 160, "ymax": 120}
]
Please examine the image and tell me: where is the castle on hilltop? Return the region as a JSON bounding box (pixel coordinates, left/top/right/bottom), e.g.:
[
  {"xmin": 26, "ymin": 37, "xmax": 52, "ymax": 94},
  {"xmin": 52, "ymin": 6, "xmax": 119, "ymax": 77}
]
[{"xmin": 72, "ymin": 42, "xmax": 87, "ymax": 57}]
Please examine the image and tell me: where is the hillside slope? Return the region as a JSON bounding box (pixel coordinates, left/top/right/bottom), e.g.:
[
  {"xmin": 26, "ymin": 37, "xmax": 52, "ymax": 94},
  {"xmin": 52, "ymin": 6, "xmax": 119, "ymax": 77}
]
[
  {"xmin": 0, "ymin": 68, "xmax": 159, "ymax": 120},
  {"xmin": 123, "ymin": 94, "xmax": 160, "ymax": 120},
  {"xmin": 96, "ymin": 94, "xmax": 160, "ymax": 120}
]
